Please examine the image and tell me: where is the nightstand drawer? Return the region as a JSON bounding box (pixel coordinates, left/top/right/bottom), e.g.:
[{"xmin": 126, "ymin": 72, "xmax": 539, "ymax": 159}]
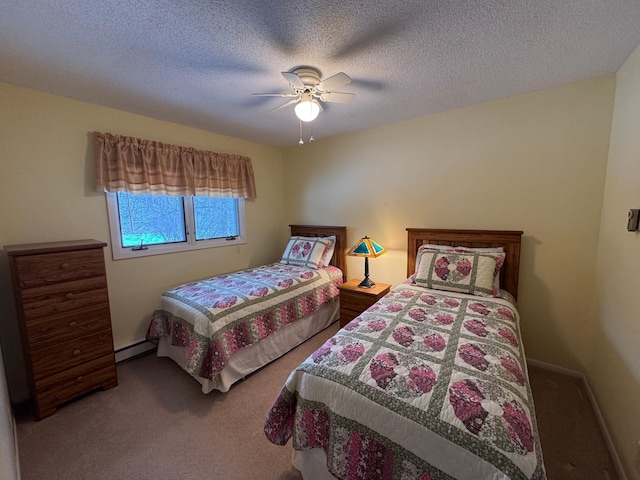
[
  {"xmin": 339, "ymin": 309, "xmax": 360, "ymax": 324},
  {"xmin": 340, "ymin": 293, "xmax": 377, "ymax": 313},
  {"xmin": 338, "ymin": 280, "xmax": 391, "ymax": 328}
]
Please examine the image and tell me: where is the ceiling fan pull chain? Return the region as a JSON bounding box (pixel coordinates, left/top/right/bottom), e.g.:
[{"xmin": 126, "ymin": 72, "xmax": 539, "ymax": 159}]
[{"xmin": 299, "ymin": 119, "xmax": 304, "ymax": 145}]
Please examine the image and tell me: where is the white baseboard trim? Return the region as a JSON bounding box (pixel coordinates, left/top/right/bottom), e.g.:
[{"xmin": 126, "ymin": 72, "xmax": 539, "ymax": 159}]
[
  {"xmin": 526, "ymin": 357, "xmax": 583, "ymax": 377},
  {"xmin": 114, "ymin": 339, "xmax": 156, "ymax": 363},
  {"xmin": 526, "ymin": 357, "xmax": 628, "ymax": 480}
]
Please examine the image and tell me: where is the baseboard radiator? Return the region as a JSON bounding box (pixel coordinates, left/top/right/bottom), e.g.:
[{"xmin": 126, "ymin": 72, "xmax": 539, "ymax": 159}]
[{"xmin": 114, "ymin": 339, "xmax": 157, "ymax": 363}]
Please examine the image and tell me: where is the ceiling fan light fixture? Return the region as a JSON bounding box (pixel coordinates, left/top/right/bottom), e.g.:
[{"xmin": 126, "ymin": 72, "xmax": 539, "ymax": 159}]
[{"xmin": 295, "ymin": 96, "xmax": 320, "ymax": 122}]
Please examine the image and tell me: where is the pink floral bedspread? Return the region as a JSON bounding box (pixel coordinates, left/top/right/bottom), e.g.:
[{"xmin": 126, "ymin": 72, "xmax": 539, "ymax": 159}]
[
  {"xmin": 146, "ymin": 263, "xmax": 343, "ymax": 381},
  {"xmin": 264, "ymin": 283, "xmax": 546, "ymax": 480}
]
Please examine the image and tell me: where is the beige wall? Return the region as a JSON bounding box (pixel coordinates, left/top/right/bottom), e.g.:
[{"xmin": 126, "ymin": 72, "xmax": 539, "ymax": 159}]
[
  {"xmin": 283, "ymin": 75, "xmax": 614, "ymax": 373},
  {"xmin": 0, "ymin": 82, "xmax": 285, "ymax": 399},
  {"xmin": 592, "ymin": 43, "xmax": 640, "ymax": 480}
]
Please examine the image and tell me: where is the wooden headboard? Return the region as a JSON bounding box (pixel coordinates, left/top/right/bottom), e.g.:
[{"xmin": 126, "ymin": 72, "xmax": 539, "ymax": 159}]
[
  {"xmin": 406, "ymin": 228, "xmax": 523, "ymax": 299},
  {"xmin": 290, "ymin": 225, "xmax": 348, "ymax": 282}
]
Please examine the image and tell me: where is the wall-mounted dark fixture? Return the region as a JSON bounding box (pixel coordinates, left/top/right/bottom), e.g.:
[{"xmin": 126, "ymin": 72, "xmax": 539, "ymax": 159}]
[{"xmin": 627, "ymin": 209, "xmax": 640, "ymax": 231}]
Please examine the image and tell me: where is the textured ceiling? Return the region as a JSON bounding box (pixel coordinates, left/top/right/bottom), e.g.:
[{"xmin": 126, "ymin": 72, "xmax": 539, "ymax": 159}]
[{"xmin": 1, "ymin": 0, "xmax": 640, "ymax": 147}]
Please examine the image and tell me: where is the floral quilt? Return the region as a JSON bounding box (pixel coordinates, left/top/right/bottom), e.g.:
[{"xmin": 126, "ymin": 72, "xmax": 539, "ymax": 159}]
[
  {"xmin": 146, "ymin": 263, "xmax": 343, "ymax": 381},
  {"xmin": 264, "ymin": 283, "xmax": 546, "ymax": 480}
]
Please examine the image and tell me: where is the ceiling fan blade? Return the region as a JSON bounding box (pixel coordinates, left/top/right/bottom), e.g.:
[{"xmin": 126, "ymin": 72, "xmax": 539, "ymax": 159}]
[
  {"xmin": 252, "ymin": 93, "xmax": 298, "ymax": 97},
  {"xmin": 272, "ymin": 98, "xmax": 299, "ymax": 111},
  {"xmin": 281, "ymin": 72, "xmax": 305, "ymax": 89},
  {"xmin": 319, "ymin": 92, "xmax": 355, "ymax": 104},
  {"xmin": 317, "ymin": 72, "xmax": 351, "ymax": 91}
]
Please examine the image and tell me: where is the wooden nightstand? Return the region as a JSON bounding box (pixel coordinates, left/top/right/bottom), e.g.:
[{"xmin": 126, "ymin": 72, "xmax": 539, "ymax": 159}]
[{"xmin": 338, "ymin": 279, "xmax": 391, "ymax": 328}]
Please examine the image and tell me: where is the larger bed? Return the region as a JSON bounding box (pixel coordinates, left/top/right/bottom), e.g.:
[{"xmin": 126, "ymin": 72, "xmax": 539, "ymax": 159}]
[
  {"xmin": 264, "ymin": 228, "xmax": 546, "ymax": 480},
  {"xmin": 146, "ymin": 224, "xmax": 347, "ymax": 393}
]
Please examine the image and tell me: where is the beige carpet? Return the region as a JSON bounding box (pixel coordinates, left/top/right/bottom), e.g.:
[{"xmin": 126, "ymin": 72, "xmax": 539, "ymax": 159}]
[
  {"xmin": 527, "ymin": 364, "xmax": 619, "ymax": 480},
  {"xmin": 15, "ymin": 322, "xmax": 619, "ymax": 479}
]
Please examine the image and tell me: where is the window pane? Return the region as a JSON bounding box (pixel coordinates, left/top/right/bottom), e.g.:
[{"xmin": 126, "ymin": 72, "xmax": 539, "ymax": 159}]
[
  {"xmin": 116, "ymin": 192, "xmax": 186, "ymax": 247},
  {"xmin": 193, "ymin": 197, "xmax": 239, "ymax": 241}
]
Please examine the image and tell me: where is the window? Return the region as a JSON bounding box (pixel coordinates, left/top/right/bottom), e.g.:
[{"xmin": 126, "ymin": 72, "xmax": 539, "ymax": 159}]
[{"xmin": 105, "ymin": 192, "xmax": 245, "ymax": 260}]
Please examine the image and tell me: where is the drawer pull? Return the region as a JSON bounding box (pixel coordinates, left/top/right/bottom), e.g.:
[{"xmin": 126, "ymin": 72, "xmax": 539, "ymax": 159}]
[
  {"xmin": 69, "ymin": 321, "xmax": 77, "ymax": 327},
  {"xmin": 72, "ymin": 349, "xmax": 81, "ymax": 356},
  {"xmin": 60, "ymin": 262, "xmax": 71, "ymax": 270},
  {"xmin": 65, "ymin": 292, "xmax": 74, "ymax": 300}
]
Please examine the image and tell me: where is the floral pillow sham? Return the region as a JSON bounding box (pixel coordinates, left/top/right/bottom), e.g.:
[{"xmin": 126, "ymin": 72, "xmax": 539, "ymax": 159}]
[
  {"xmin": 415, "ymin": 244, "xmax": 504, "ymax": 273},
  {"xmin": 415, "ymin": 245, "xmax": 505, "ymax": 295},
  {"xmin": 319, "ymin": 235, "xmax": 336, "ymax": 267},
  {"xmin": 280, "ymin": 236, "xmax": 334, "ymax": 269},
  {"xmin": 414, "ymin": 248, "xmax": 505, "ymax": 297}
]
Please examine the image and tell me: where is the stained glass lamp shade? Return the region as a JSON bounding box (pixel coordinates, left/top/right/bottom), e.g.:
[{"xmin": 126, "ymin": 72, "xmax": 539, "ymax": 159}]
[{"xmin": 347, "ymin": 236, "xmax": 387, "ymax": 288}]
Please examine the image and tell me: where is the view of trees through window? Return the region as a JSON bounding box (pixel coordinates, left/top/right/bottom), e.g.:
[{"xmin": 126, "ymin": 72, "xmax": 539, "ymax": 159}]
[
  {"xmin": 116, "ymin": 192, "xmax": 239, "ymax": 248},
  {"xmin": 193, "ymin": 196, "xmax": 239, "ymax": 240}
]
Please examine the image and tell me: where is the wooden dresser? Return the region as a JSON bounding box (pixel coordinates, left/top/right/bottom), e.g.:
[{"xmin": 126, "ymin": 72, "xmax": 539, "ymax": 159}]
[{"xmin": 5, "ymin": 239, "xmax": 118, "ymax": 420}]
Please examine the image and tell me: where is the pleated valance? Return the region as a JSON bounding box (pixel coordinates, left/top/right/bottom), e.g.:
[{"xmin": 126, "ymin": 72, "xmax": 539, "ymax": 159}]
[{"xmin": 94, "ymin": 132, "xmax": 257, "ymax": 199}]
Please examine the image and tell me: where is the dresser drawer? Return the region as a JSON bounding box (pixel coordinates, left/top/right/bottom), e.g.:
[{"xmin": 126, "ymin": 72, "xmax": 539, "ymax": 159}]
[
  {"xmin": 25, "ymin": 306, "xmax": 112, "ymax": 349},
  {"xmin": 31, "ymin": 330, "xmax": 115, "ymax": 380},
  {"xmin": 20, "ymin": 276, "xmax": 109, "ymax": 321},
  {"xmin": 33, "ymin": 355, "xmax": 117, "ymax": 420},
  {"xmin": 14, "ymin": 248, "xmax": 107, "ymax": 288}
]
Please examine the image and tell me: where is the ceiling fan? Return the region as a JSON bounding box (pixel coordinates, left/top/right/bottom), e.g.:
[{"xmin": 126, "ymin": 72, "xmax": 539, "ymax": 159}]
[{"xmin": 253, "ymin": 66, "xmax": 355, "ymax": 122}]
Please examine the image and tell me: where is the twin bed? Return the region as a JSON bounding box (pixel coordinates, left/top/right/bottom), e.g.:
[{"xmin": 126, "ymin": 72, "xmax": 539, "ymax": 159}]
[
  {"xmin": 264, "ymin": 228, "xmax": 546, "ymax": 480},
  {"xmin": 147, "ymin": 226, "xmax": 545, "ymax": 479},
  {"xmin": 146, "ymin": 225, "xmax": 348, "ymax": 393}
]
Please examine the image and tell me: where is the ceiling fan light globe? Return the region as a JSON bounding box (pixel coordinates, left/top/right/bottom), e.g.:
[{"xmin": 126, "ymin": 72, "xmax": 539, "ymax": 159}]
[{"xmin": 295, "ymin": 99, "xmax": 320, "ymax": 122}]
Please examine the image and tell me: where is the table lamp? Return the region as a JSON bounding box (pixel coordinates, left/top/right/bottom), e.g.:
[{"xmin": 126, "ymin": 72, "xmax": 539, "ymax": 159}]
[{"xmin": 347, "ymin": 236, "xmax": 387, "ymax": 288}]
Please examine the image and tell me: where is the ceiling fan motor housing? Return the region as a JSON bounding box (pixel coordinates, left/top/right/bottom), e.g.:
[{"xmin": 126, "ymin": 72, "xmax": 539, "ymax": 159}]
[
  {"xmin": 252, "ymin": 66, "xmax": 354, "ymax": 126},
  {"xmin": 292, "ymin": 67, "xmax": 322, "ymax": 89}
]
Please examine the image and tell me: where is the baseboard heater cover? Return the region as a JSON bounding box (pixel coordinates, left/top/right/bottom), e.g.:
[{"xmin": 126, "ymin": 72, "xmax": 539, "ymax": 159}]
[{"xmin": 115, "ymin": 340, "xmax": 156, "ymax": 363}]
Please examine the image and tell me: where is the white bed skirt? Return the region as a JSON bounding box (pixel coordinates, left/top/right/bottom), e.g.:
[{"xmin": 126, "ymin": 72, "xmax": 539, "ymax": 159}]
[
  {"xmin": 292, "ymin": 448, "xmax": 336, "ymax": 480},
  {"xmin": 156, "ymin": 300, "xmax": 339, "ymax": 393}
]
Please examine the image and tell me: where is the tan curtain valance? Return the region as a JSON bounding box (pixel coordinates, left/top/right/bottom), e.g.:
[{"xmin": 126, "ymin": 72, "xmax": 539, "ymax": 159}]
[{"xmin": 94, "ymin": 132, "xmax": 257, "ymax": 199}]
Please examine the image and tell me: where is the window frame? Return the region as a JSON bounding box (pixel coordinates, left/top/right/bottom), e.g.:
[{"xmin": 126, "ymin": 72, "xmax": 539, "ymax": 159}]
[{"xmin": 105, "ymin": 192, "xmax": 246, "ymax": 260}]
